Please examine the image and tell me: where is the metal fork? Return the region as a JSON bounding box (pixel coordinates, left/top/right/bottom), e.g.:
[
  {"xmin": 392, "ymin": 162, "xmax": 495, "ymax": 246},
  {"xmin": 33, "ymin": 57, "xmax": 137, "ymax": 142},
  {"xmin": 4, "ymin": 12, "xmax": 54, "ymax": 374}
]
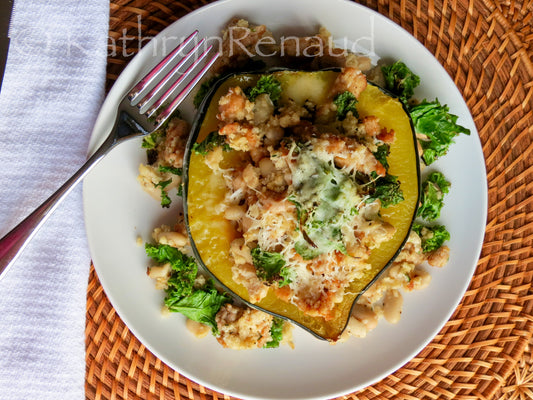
[{"xmin": 0, "ymin": 31, "xmax": 219, "ymax": 280}]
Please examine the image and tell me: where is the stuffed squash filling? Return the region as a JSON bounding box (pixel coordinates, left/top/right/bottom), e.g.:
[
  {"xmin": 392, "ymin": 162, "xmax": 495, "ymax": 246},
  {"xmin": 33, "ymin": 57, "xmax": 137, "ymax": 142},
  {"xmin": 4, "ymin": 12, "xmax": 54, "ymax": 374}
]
[{"xmin": 185, "ymin": 68, "xmax": 419, "ymax": 339}]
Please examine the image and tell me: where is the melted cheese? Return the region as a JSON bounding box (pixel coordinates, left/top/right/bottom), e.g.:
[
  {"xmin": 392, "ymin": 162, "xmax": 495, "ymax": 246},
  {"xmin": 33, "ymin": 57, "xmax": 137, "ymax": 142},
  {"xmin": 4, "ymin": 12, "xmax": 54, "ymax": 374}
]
[{"xmin": 290, "ymin": 148, "xmax": 363, "ymax": 257}]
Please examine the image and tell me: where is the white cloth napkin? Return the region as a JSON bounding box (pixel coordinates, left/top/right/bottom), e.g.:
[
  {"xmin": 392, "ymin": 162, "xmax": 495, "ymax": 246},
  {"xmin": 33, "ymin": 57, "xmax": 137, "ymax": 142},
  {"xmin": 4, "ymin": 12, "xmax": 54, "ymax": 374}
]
[{"xmin": 0, "ymin": 0, "xmax": 109, "ymax": 399}]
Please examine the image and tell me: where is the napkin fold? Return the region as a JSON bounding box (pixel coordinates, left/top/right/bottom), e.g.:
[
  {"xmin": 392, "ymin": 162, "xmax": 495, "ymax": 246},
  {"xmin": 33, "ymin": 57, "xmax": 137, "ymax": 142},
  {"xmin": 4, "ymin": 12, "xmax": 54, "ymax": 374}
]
[{"xmin": 0, "ymin": 0, "xmax": 109, "ymax": 399}]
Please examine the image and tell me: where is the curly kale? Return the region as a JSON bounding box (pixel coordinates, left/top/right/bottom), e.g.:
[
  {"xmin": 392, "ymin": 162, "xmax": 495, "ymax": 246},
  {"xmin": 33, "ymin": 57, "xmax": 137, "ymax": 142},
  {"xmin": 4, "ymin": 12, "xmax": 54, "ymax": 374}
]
[
  {"xmin": 154, "ymin": 179, "xmax": 173, "ymax": 208},
  {"xmin": 264, "ymin": 318, "xmax": 285, "ymax": 348},
  {"xmin": 381, "ymin": 61, "xmax": 420, "ymax": 103},
  {"xmin": 412, "ymin": 223, "xmax": 450, "ymax": 253},
  {"xmin": 192, "ymin": 131, "xmax": 230, "ymax": 155},
  {"xmin": 145, "ymin": 243, "xmax": 197, "ymax": 297},
  {"xmin": 373, "ymin": 144, "xmax": 390, "ymax": 171},
  {"xmin": 145, "ymin": 243, "xmax": 229, "ymax": 334},
  {"xmin": 366, "ymin": 173, "xmax": 404, "ymax": 208},
  {"xmin": 251, "ymin": 247, "xmax": 292, "ymax": 287},
  {"xmin": 165, "ymin": 286, "xmax": 230, "ymax": 335},
  {"xmin": 333, "ymin": 91, "xmax": 358, "ymax": 120},
  {"xmin": 158, "ymin": 165, "xmax": 182, "ymax": 176},
  {"xmin": 417, "ymin": 171, "xmax": 451, "ymax": 221},
  {"xmin": 409, "ymin": 99, "xmax": 470, "ymax": 165},
  {"xmin": 246, "ymin": 75, "xmax": 282, "ymax": 104}
]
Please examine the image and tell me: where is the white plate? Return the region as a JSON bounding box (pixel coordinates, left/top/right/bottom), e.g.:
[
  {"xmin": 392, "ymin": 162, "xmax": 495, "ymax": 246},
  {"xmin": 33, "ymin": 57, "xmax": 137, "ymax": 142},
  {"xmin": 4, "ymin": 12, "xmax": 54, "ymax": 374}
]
[{"xmin": 83, "ymin": 1, "xmax": 487, "ymax": 399}]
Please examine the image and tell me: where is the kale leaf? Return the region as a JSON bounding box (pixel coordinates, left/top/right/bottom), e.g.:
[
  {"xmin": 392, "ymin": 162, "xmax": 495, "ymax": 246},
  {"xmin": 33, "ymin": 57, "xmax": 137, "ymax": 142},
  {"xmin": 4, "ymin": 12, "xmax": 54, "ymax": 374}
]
[
  {"xmin": 366, "ymin": 173, "xmax": 404, "ymax": 208},
  {"xmin": 145, "ymin": 243, "xmax": 230, "ymax": 335},
  {"xmin": 333, "ymin": 91, "xmax": 358, "ymax": 120},
  {"xmin": 417, "ymin": 171, "xmax": 451, "ymax": 221},
  {"xmin": 165, "ymin": 287, "xmax": 230, "ymax": 335},
  {"xmin": 409, "ymin": 99, "xmax": 470, "ymax": 165},
  {"xmin": 142, "ymin": 131, "xmax": 165, "ymax": 164},
  {"xmin": 141, "ymin": 131, "xmax": 163, "ymax": 150},
  {"xmin": 145, "ymin": 243, "xmax": 197, "ymax": 298},
  {"xmin": 247, "ymin": 75, "xmax": 282, "ymax": 104},
  {"xmin": 154, "ymin": 179, "xmax": 172, "ymax": 208},
  {"xmin": 192, "ymin": 131, "xmax": 229, "ymax": 155},
  {"xmin": 294, "ymin": 240, "xmax": 321, "ymax": 260},
  {"xmin": 373, "ymin": 144, "xmax": 390, "ymax": 171},
  {"xmin": 145, "ymin": 242, "xmax": 181, "ymax": 263},
  {"xmin": 264, "ymin": 317, "xmax": 285, "ymax": 348},
  {"xmin": 381, "ymin": 61, "xmax": 420, "ymax": 103},
  {"xmin": 412, "ymin": 223, "xmax": 450, "ymax": 253},
  {"xmin": 251, "ymin": 247, "xmax": 292, "ymax": 287},
  {"xmin": 158, "ymin": 165, "xmax": 182, "ymax": 176}
]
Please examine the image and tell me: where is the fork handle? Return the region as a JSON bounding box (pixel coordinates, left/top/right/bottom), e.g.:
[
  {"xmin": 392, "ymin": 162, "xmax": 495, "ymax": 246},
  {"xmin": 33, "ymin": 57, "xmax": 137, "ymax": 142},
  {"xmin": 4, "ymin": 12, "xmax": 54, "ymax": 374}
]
[{"xmin": 0, "ymin": 133, "xmax": 116, "ymax": 280}]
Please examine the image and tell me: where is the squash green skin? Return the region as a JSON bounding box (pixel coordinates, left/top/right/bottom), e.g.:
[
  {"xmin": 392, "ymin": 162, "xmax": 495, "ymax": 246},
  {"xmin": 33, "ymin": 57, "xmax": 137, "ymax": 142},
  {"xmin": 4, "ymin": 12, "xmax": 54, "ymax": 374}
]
[{"xmin": 183, "ymin": 70, "xmax": 420, "ymax": 341}]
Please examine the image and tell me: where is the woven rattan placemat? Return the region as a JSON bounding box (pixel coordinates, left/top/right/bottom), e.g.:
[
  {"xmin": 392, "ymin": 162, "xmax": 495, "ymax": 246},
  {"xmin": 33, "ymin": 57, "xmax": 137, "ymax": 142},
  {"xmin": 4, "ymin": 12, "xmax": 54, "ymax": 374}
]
[{"xmin": 86, "ymin": 0, "xmax": 533, "ymax": 398}]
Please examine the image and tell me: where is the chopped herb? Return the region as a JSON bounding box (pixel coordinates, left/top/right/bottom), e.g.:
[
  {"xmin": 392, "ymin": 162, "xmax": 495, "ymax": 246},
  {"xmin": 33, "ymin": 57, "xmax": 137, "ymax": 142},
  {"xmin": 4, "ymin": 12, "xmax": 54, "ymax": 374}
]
[
  {"xmin": 251, "ymin": 247, "xmax": 292, "ymax": 287},
  {"xmin": 333, "ymin": 91, "xmax": 358, "ymax": 120},
  {"xmin": 155, "ymin": 179, "xmax": 172, "ymax": 208},
  {"xmin": 264, "ymin": 317, "xmax": 284, "ymax": 348},
  {"xmin": 192, "ymin": 131, "xmax": 229, "ymax": 156},
  {"xmin": 158, "ymin": 165, "xmax": 182, "ymax": 176},
  {"xmin": 373, "ymin": 144, "xmax": 390, "ymax": 170},
  {"xmin": 366, "ymin": 173, "xmax": 404, "ymax": 208},
  {"xmin": 177, "ymin": 183, "xmax": 183, "ymax": 197},
  {"xmin": 381, "ymin": 61, "xmax": 420, "ymax": 103},
  {"xmin": 409, "ymin": 99, "xmax": 470, "ymax": 165},
  {"xmin": 246, "ymin": 75, "xmax": 282, "ymax": 104},
  {"xmin": 417, "ymin": 172, "xmax": 450, "ymax": 221},
  {"xmin": 412, "ymin": 223, "xmax": 450, "ymax": 253},
  {"xmin": 193, "ymin": 76, "xmax": 219, "ymax": 109}
]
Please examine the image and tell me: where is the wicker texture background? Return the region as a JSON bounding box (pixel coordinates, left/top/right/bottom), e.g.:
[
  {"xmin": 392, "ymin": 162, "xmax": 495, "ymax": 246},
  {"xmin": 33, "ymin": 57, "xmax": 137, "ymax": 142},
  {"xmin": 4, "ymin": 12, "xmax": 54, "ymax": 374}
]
[{"xmin": 86, "ymin": 0, "xmax": 533, "ymax": 399}]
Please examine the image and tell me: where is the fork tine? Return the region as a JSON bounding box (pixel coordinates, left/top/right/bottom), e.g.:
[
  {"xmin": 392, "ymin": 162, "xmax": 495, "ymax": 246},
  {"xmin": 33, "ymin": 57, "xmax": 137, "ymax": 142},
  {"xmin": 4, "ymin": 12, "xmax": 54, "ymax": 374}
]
[
  {"xmin": 128, "ymin": 30, "xmax": 198, "ymax": 103},
  {"xmin": 154, "ymin": 51, "xmax": 220, "ymax": 127},
  {"xmin": 146, "ymin": 45, "xmax": 217, "ymax": 118},
  {"xmin": 135, "ymin": 38, "xmax": 207, "ymax": 111}
]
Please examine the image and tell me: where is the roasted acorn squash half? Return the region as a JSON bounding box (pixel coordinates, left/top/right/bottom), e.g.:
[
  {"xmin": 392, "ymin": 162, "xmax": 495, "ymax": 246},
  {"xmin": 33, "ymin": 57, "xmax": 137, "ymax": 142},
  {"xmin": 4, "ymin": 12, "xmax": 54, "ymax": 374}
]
[{"xmin": 183, "ymin": 69, "xmax": 420, "ymax": 341}]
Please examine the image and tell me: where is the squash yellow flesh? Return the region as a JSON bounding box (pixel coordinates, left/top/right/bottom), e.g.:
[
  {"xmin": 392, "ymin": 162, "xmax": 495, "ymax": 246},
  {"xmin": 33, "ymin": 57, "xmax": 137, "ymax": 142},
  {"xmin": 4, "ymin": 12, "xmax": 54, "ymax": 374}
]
[{"xmin": 186, "ymin": 71, "xmax": 419, "ymax": 340}]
